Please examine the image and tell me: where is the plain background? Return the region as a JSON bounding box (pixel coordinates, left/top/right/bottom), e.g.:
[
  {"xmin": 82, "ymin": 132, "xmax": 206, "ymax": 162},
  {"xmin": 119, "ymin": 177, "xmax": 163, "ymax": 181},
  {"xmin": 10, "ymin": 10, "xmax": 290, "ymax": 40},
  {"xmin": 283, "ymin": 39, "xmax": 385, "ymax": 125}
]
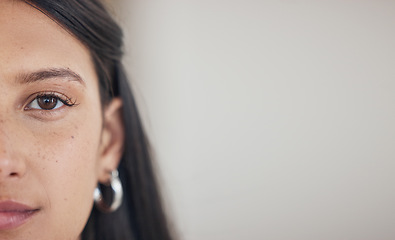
[{"xmin": 107, "ymin": 1, "xmax": 395, "ymax": 239}]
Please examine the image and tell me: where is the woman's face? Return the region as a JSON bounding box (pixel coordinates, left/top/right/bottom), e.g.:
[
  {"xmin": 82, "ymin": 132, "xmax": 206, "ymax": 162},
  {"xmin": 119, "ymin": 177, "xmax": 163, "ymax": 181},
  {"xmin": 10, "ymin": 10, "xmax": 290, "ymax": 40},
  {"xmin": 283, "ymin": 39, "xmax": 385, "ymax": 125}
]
[{"xmin": 0, "ymin": 1, "xmax": 123, "ymax": 239}]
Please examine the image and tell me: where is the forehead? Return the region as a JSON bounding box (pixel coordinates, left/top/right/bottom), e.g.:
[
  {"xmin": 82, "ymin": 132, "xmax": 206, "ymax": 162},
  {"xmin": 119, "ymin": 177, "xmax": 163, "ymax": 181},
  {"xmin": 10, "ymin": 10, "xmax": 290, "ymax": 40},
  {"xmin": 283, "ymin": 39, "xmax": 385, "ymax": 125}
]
[{"xmin": 0, "ymin": 0, "xmax": 97, "ymax": 87}]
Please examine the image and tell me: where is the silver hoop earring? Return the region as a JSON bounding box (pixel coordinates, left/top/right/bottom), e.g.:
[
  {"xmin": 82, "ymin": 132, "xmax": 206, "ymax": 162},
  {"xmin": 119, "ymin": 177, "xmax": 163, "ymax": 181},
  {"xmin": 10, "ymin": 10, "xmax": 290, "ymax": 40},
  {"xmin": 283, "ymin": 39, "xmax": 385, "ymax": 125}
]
[{"xmin": 93, "ymin": 170, "xmax": 123, "ymax": 213}]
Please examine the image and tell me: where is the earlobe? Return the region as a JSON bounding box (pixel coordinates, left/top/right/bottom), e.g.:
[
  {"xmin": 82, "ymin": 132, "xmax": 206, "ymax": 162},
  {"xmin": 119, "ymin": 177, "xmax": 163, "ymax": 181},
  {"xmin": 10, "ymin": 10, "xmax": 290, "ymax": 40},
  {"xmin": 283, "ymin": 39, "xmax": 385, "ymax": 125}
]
[{"xmin": 97, "ymin": 97, "xmax": 124, "ymax": 184}]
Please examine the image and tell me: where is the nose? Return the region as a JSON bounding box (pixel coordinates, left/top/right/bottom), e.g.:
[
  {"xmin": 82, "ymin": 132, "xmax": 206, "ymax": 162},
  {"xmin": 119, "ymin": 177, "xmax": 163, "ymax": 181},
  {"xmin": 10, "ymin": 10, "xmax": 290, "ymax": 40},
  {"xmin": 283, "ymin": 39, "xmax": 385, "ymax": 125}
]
[
  {"xmin": 0, "ymin": 128, "xmax": 26, "ymax": 180},
  {"xmin": 0, "ymin": 154, "xmax": 25, "ymax": 179}
]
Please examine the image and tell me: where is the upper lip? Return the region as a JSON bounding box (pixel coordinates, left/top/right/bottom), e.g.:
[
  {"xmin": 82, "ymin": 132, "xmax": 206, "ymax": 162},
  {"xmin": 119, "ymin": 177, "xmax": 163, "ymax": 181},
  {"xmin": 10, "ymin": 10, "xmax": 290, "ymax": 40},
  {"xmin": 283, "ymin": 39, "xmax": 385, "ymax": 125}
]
[{"xmin": 0, "ymin": 201, "xmax": 38, "ymax": 212}]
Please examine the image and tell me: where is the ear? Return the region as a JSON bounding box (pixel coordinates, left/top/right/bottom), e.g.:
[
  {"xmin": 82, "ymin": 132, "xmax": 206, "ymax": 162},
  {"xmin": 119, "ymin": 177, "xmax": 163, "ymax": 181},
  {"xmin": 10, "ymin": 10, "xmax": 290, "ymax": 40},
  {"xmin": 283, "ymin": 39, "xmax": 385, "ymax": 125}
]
[{"xmin": 97, "ymin": 97, "xmax": 124, "ymax": 184}]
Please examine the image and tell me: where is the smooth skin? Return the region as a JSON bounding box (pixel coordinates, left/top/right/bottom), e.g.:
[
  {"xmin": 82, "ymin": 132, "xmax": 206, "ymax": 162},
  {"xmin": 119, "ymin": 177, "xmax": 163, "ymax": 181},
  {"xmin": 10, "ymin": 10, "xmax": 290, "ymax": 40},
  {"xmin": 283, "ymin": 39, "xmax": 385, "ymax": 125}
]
[{"xmin": 0, "ymin": 1, "xmax": 124, "ymax": 239}]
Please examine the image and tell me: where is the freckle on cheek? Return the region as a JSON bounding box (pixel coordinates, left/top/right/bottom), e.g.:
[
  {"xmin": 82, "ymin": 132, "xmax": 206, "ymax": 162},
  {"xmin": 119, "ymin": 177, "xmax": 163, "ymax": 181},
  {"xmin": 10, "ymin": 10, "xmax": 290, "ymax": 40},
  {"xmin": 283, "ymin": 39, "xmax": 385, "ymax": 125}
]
[
  {"xmin": 71, "ymin": 136, "xmax": 75, "ymax": 139},
  {"xmin": 52, "ymin": 131, "xmax": 60, "ymax": 137}
]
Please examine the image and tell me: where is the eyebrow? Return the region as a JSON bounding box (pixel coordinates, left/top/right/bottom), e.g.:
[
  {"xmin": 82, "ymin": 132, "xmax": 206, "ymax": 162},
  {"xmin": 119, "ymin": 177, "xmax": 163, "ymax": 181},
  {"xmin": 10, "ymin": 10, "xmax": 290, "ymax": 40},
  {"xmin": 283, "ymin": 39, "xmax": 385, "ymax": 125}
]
[{"xmin": 17, "ymin": 68, "xmax": 86, "ymax": 87}]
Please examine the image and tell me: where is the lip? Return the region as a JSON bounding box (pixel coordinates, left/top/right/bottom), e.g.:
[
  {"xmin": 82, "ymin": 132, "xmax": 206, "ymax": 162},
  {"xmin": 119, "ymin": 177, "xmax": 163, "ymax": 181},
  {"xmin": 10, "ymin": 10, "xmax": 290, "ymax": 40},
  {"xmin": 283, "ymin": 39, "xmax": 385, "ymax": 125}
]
[{"xmin": 0, "ymin": 201, "xmax": 39, "ymax": 230}]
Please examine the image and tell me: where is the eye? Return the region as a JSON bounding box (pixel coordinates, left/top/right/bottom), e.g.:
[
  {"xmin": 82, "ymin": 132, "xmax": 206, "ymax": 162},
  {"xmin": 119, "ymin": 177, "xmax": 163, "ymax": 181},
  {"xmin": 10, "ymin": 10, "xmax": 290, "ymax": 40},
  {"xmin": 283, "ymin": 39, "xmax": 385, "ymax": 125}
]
[
  {"xmin": 25, "ymin": 93, "xmax": 76, "ymax": 111},
  {"xmin": 28, "ymin": 95, "xmax": 63, "ymax": 110}
]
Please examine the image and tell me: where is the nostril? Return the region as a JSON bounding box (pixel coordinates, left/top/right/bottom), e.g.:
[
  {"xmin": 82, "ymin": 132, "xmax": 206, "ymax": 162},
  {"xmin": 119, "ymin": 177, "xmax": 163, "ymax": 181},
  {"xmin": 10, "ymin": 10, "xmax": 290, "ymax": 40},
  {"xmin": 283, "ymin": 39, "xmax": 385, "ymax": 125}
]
[{"xmin": 10, "ymin": 172, "xmax": 17, "ymax": 176}]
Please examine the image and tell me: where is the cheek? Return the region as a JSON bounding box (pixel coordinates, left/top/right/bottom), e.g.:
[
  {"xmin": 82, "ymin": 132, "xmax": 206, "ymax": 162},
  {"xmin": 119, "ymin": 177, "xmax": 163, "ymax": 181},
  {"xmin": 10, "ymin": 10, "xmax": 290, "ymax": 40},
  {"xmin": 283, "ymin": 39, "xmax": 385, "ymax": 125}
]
[
  {"xmin": 42, "ymin": 123, "xmax": 101, "ymax": 194},
  {"xmin": 21, "ymin": 107, "xmax": 103, "ymax": 238}
]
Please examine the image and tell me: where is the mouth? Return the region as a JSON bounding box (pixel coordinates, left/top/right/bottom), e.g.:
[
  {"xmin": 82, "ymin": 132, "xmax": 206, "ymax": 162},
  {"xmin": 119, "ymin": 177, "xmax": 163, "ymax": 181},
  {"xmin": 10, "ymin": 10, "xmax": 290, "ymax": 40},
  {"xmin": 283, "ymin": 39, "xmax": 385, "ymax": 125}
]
[{"xmin": 0, "ymin": 201, "xmax": 40, "ymax": 231}]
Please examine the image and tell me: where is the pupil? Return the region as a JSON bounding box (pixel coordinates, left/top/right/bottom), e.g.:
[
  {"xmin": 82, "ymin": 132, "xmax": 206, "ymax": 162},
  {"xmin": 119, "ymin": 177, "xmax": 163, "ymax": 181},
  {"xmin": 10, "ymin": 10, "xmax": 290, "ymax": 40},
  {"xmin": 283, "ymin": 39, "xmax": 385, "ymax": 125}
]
[{"xmin": 38, "ymin": 96, "xmax": 57, "ymax": 110}]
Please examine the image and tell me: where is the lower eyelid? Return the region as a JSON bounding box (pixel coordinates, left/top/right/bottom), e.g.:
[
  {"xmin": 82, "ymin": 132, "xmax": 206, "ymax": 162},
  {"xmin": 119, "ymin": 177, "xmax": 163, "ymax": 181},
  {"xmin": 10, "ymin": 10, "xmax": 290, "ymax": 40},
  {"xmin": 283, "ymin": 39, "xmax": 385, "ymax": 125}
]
[
  {"xmin": 23, "ymin": 100, "xmax": 71, "ymax": 121},
  {"xmin": 25, "ymin": 108, "xmax": 64, "ymax": 121}
]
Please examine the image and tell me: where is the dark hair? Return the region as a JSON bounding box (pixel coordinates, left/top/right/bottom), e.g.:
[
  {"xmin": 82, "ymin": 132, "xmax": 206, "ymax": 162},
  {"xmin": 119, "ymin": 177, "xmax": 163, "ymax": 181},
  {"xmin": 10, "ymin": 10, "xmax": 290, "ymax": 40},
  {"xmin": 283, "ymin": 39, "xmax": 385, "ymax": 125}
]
[{"xmin": 23, "ymin": 1, "xmax": 173, "ymax": 240}]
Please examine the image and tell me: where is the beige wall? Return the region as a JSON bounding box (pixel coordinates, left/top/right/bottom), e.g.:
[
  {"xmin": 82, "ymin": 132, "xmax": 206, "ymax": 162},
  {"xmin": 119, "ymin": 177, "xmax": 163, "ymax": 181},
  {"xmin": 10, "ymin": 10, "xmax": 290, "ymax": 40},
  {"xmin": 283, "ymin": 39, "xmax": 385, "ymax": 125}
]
[{"xmin": 110, "ymin": 1, "xmax": 395, "ymax": 239}]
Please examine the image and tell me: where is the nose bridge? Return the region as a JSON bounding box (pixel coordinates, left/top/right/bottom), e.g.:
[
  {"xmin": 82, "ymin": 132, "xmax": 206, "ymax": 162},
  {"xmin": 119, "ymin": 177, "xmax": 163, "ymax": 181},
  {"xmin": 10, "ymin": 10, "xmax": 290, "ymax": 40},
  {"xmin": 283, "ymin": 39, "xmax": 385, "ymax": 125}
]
[
  {"xmin": 0, "ymin": 118, "xmax": 11, "ymax": 152},
  {"xmin": 0, "ymin": 117, "xmax": 26, "ymax": 180}
]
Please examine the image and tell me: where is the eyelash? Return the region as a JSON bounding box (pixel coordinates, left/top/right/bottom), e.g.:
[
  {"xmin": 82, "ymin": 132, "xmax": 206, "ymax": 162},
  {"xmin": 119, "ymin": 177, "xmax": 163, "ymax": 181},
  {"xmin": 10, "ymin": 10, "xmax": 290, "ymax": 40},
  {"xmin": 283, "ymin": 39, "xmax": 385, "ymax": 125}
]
[{"xmin": 25, "ymin": 92, "xmax": 78, "ymax": 111}]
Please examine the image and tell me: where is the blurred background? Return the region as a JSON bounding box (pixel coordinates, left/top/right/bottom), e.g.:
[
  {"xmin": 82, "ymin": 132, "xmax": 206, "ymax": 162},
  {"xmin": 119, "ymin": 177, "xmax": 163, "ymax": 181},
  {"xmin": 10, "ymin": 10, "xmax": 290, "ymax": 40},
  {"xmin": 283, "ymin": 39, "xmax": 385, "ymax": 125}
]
[{"xmin": 107, "ymin": 1, "xmax": 395, "ymax": 239}]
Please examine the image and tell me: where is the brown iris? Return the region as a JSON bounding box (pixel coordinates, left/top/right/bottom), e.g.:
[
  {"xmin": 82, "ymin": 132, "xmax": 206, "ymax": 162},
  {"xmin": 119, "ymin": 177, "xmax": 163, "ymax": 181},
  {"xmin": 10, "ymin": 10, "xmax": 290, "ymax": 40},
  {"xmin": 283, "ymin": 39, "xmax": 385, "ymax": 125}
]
[{"xmin": 37, "ymin": 96, "xmax": 58, "ymax": 110}]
